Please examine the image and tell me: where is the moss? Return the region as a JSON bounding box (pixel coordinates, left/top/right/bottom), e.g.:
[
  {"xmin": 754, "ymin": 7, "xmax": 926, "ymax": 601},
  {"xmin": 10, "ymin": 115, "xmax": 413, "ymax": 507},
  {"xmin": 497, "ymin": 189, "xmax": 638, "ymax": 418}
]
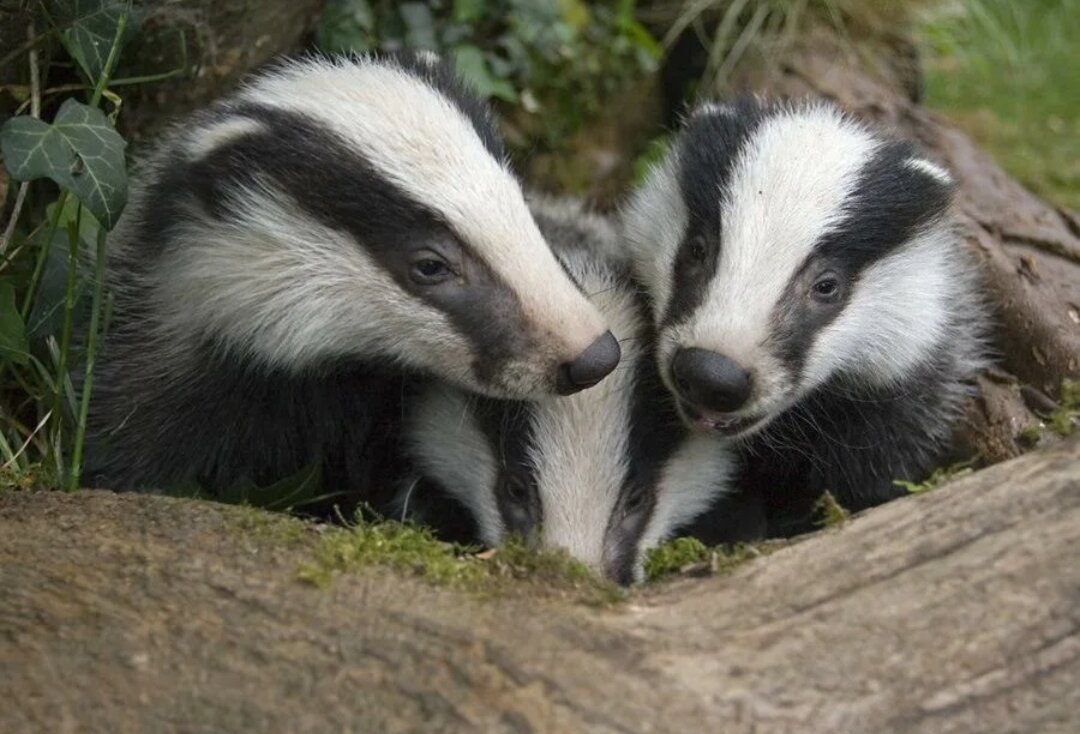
[
  {"xmin": 1048, "ymin": 378, "xmax": 1080, "ymax": 437},
  {"xmin": 1015, "ymin": 378, "xmax": 1079, "ymax": 448},
  {"xmin": 296, "ymin": 518, "xmax": 623, "ymax": 606},
  {"xmin": 644, "ymin": 537, "xmax": 710, "ymax": 581},
  {"xmin": 644, "ymin": 537, "xmax": 781, "ymax": 583},
  {"xmin": 0, "ymin": 463, "xmax": 59, "ymax": 492},
  {"xmin": 813, "ymin": 490, "xmax": 851, "ymax": 527},
  {"xmin": 893, "ymin": 457, "xmax": 978, "ymax": 495},
  {"xmin": 230, "ymin": 504, "xmax": 312, "ymax": 546}
]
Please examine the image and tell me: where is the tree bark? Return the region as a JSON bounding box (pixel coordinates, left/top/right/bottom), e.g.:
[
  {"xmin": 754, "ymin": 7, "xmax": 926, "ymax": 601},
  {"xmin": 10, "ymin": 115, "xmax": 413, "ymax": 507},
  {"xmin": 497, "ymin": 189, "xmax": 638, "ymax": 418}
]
[
  {"xmin": 116, "ymin": 0, "xmax": 325, "ymax": 145},
  {"xmin": 2, "ymin": 437, "xmax": 1078, "ymax": 733}
]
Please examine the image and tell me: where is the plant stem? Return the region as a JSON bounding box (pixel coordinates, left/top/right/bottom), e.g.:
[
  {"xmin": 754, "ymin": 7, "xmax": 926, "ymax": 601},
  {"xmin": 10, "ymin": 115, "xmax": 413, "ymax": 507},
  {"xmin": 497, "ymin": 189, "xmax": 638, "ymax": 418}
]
[
  {"xmin": 0, "ymin": 21, "xmax": 41, "ymax": 257},
  {"xmin": 50, "ymin": 207, "xmax": 84, "ymax": 477},
  {"xmin": 68, "ymin": 227, "xmax": 109, "ymax": 491},
  {"xmin": 19, "ymin": 191, "xmax": 68, "ymax": 320},
  {"xmin": 90, "ymin": 6, "xmax": 129, "ymax": 108}
]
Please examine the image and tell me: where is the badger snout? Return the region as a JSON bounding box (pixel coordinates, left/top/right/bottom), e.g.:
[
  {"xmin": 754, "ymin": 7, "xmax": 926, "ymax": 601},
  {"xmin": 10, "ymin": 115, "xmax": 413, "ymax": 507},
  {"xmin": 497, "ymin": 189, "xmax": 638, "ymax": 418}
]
[
  {"xmin": 671, "ymin": 347, "xmax": 752, "ymax": 413},
  {"xmin": 555, "ymin": 330, "xmax": 621, "ymax": 395}
]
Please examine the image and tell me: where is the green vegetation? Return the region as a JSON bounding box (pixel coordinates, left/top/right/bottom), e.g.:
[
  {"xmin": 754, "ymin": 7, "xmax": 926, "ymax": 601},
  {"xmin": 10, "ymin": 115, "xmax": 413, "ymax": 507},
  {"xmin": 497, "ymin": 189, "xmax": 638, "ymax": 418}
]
[
  {"xmin": 812, "ymin": 490, "xmax": 850, "ymax": 527},
  {"xmin": 1017, "ymin": 378, "xmax": 1080, "ymax": 447},
  {"xmin": 644, "ymin": 536, "xmax": 780, "ymax": 583},
  {"xmin": 298, "ymin": 516, "xmax": 624, "ymax": 604},
  {"xmin": 1, "ymin": 0, "xmax": 138, "ymax": 490},
  {"xmin": 918, "ymin": 0, "xmax": 1079, "ymax": 209},
  {"xmin": 317, "ymin": 0, "xmax": 659, "ymax": 152},
  {"xmin": 893, "ymin": 457, "xmax": 978, "ymax": 495}
]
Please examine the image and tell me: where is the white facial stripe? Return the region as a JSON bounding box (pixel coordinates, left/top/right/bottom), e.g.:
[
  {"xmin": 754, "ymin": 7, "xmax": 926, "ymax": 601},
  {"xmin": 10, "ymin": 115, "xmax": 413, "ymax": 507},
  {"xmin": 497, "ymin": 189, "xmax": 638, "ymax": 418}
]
[
  {"xmin": 244, "ymin": 58, "xmax": 605, "ymax": 359},
  {"xmin": 636, "ymin": 434, "xmax": 734, "ymax": 581},
  {"xmin": 532, "ymin": 263, "xmax": 643, "ymax": 570},
  {"xmin": 185, "ymin": 117, "xmax": 266, "ymax": 159},
  {"xmin": 805, "ymin": 226, "xmax": 957, "ymax": 389},
  {"xmin": 151, "ymin": 185, "xmax": 474, "ymax": 380},
  {"xmin": 686, "ymin": 105, "xmax": 880, "ymax": 365},
  {"xmin": 620, "ymin": 152, "xmax": 688, "ymax": 323},
  {"xmin": 406, "ymin": 385, "xmax": 504, "ymax": 546}
]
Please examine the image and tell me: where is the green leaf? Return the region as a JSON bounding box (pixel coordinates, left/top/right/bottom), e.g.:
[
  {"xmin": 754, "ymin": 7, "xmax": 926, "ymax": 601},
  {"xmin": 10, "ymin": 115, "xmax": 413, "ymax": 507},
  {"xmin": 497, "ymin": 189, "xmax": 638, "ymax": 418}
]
[
  {"xmin": 26, "ymin": 202, "xmax": 100, "ymax": 340},
  {"xmin": 317, "ymin": 0, "xmax": 376, "ymax": 54},
  {"xmin": 0, "ymin": 281, "xmax": 30, "ymax": 366},
  {"xmin": 1, "ymin": 99, "xmax": 128, "ymax": 229},
  {"xmin": 50, "ymin": 0, "xmax": 140, "ymax": 82},
  {"xmin": 452, "ymin": 0, "xmax": 484, "ymax": 24},
  {"xmin": 453, "ymin": 46, "xmax": 518, "ymax": 102},
  {"xmin": 399, "ymin": 2, "xmax": 438, "ymax": 50}
]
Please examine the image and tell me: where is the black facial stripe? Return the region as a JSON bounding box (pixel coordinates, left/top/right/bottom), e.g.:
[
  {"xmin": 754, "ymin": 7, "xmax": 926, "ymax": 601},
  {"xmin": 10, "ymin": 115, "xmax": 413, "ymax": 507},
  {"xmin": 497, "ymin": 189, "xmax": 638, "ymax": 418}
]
[
  {"xmin": 605, "ymin": 330, "xmax": 689, "ymax": 582},
  {"xmin": 471, "ymin": 398, "xmax": 543, "ymax": 537},
  {"xmin": 663, "ymin": 96, "xmax": 773, "ymax": 328},
  {"xmin": 771, "ymin": 263, "xmax": 851, "ymax": 377},
  {"xmin": 816, "ymin": 140, "xmax": 953, "ymax": 268},
  {"xmin": 389, "ymin": 50, "xmax": 505, "ymax": 161},
  {"xmin": 141, "ymin": 102, "xmax": 531, "ymax": 384},
  {"xmin": 770, "ymin": 139, "xmax": 953, "ymax": 378}
]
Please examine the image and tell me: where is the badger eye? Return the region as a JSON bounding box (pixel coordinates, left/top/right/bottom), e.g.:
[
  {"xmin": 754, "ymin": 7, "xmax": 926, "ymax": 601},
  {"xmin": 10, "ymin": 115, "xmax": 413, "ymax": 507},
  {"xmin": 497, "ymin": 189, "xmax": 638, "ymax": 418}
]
[
  {"xmin": 688, "ymin": 236, "xmax": 709, "ymax": 263},
  {"xmin": 811, "ymin": 273, "xmax": 842, "ymax": 303},
  {"xmin": 410, "ymin": 255, "xmax": 453, "ymax": 285},
  {"xmin": 504, "ymin": 476, "xmax": 529, "ymax": 505},
  {"xmin": 623, "ymin": 486, "xmax": 648, "ymax": 517}
]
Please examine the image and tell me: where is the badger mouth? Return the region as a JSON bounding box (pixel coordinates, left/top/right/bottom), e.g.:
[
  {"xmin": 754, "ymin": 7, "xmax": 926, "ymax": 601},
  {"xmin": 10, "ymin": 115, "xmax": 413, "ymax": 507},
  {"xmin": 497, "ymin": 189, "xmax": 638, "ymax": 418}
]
[{"xmin": 675, "ymin": 399, "xmax": 765, "ymax": 438}]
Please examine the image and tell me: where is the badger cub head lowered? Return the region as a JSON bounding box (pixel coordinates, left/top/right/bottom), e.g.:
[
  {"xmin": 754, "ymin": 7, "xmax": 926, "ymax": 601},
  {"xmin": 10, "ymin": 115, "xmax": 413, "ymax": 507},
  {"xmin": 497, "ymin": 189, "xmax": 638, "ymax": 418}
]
[
  {"xmin": 116, "ymin": 52, "xmax": 618, "ymax": 399},
  {"xmin": 622, "ymin": 97, "xmax": 983, "ymax": 439},
  {"xmin": 396, "ymin": 199, "xmax": 733, "ymax": 584}
]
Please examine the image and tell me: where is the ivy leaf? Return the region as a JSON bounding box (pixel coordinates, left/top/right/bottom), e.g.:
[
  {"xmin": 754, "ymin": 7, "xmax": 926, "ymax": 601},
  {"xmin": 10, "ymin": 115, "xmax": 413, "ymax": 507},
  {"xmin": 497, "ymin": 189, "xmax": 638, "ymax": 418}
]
[
  {"xmin": 1, "ymin": 99, "xmax": 128, "ymax": 229},
  {"xmin": 49, "ymin": 0, "xmax": 140, "ymax": 82},
  {"xmin": 26, "ymin": 201, "xmax": 101, "ymax": 340},
  {"xmin": 0, "ymin": 281, "xmax": 30, "ymax": 366},
  {"xmin": 453, "ymin": 46, "xmax": 519, "ymax": 102}
]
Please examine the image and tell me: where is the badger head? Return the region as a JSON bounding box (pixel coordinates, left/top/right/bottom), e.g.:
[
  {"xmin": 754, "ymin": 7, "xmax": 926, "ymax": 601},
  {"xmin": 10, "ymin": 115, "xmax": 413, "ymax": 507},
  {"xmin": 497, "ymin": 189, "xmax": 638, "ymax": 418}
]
[
  {"xmin": 398, "ymin": 246, "xmax": 732, "ymax": 584},
  {"xmin": 133, "ymin": 52, "xmax": 618, "ymax": 398},
  {"xmin": 622, "ymin": 98, "xmax": 961, "ymax": 438}
]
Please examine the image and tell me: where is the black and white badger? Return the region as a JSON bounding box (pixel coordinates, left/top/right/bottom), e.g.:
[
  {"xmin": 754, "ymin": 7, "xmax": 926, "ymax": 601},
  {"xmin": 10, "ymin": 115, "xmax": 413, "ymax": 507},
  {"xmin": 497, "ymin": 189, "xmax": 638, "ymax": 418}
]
[
  {"xmin": 84, "ymin": 53, "xmax": 622, "ymax": 495},
  {"xmin": 394, "ymin": 198, "xmax": 734, "ymax": 583},
  {"xmin": 621, "ymin": 97, "xmax": 989, "ymax": 538}
]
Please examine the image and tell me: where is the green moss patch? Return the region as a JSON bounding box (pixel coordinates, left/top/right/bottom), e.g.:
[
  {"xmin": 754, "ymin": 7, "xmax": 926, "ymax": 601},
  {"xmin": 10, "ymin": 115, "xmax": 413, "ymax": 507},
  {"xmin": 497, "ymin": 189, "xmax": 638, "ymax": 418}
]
[
  {"xmin": 644, "ymin": 536, "xmax": 782, "ymax": 583},
  {"xmin": 297, "ymin": 519, "xmax": 623, "ymax": 606},
  {"xmin": 1017, "ymin": 378, "xmax": 1080, "ymax": 448},
  {"xmin": 813, "ymin": 490, "xmax": 851, "ymax": 527}
]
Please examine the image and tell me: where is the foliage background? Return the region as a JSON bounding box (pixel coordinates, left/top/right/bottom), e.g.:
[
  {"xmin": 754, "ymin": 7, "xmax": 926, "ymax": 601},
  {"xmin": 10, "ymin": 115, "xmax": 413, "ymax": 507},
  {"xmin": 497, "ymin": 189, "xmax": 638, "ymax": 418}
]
[{"xmin": 0, "ymin": 0, "xmax": 1075, "ymax": 498}]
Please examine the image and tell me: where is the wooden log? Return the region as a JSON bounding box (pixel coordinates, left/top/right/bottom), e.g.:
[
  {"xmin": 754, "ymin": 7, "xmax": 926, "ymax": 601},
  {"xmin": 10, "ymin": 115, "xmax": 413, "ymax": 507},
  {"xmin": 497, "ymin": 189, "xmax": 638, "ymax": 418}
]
[{"xmin": 2, "ymin": 437, "xmax": 1077, "ymax": 732}]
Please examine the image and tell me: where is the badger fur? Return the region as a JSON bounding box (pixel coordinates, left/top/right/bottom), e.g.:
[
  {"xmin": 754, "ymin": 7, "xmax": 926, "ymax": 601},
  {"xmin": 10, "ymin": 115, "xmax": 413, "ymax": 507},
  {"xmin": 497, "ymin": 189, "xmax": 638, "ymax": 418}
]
[
  {"xmin": 621, "ymin": 97, "xmax": 990, "ymax": 537},
  {"xmin": 394, "ymin": 198, "xmax": 734, "ymax": 583},
  {"xmin": 84, "ymin": 53, "xmax": 621, "ymax": 495}
]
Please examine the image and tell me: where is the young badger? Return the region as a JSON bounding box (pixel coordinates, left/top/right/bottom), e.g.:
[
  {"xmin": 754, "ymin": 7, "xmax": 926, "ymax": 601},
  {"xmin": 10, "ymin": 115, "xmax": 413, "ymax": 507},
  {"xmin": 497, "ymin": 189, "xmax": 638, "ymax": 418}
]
[
  {"xmin": 85, "ymin": 53, "xmax": 621, "ymax": 494},
  {"xmin": 621, "ymin": 97, "xmax": 989, "ymax": 538},
  {"xmin": 394, "ymin": 199, "xmax": 734, "ymax": 584}
]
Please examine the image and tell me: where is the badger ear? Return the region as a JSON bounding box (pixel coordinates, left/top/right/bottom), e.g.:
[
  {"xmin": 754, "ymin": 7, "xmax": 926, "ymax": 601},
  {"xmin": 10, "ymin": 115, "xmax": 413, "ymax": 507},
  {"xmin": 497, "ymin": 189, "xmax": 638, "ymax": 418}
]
[
  {"xmin": 691, "ymin": 101, "xmax": 735, "ymax": 119},
  {"xmin": 413, "ymin": 50, "xmax": 442, "ymax": 67},
  {"xmin": 906, "ymin": 157, "xmax": 953, "ymax": 186}
]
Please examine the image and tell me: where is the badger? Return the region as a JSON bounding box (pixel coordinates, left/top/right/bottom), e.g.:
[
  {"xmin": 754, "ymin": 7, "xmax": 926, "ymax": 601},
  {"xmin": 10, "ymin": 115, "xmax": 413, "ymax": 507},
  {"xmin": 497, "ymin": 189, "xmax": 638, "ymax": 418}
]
[
  {"xmin": 621, "ymin": 97, "xmax": 989, "ymax": 538},
  {"xmin": 392, "ymin": 198, "xmax": 734, "ymax": 583},
  {"xmin": 83, "ymin": 53, "xmax": 621, "ymax": 496}
]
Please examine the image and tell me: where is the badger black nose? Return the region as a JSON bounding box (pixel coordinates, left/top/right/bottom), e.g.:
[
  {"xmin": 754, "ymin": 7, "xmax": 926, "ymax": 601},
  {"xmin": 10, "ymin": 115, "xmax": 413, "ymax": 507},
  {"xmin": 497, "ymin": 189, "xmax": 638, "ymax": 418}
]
[
  {"xmin": 671, "ymin": 347, "xmax": 751, "ymax": 413},
  {"xmin": 556, "ymin": 331, "xmax": 621, "ymax": 395}
]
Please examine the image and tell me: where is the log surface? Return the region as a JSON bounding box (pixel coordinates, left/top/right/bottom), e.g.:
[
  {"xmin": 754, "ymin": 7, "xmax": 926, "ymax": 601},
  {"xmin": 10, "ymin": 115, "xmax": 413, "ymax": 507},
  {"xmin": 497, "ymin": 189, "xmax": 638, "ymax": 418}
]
[{"xmin": 2, "ymin": 438, "xmax": 1078, "ymax": 733}]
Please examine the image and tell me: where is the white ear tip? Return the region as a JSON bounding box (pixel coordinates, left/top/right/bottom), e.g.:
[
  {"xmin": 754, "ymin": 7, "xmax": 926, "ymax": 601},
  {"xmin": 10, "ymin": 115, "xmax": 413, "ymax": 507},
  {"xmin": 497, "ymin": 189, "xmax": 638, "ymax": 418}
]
[
  {"xmin": 414, "ymin": 50, "xmax": 441, "ymax": 67},
  {"xmin": 907, "ymin": 157, "xmax": 953, "ymax": 185},
  {"xmin": 693, "ymin": 102, "xmax": 734, "ymax": 119}
]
